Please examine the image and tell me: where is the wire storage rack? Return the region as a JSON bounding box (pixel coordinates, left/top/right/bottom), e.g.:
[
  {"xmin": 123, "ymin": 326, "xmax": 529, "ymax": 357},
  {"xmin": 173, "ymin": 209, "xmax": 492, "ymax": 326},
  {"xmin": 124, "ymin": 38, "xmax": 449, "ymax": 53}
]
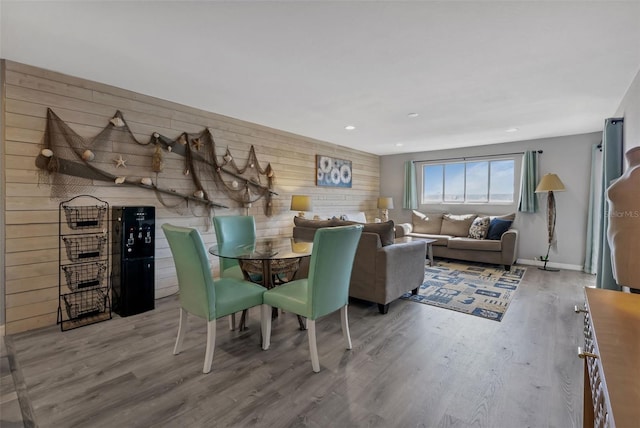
[{"xmin": 58, "ymin": 195, "xmax": 112, "ymax": 331}]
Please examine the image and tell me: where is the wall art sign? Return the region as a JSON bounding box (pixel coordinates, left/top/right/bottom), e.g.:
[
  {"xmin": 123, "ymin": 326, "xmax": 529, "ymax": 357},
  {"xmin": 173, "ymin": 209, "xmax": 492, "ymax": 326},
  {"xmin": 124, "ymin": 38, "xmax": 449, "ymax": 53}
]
[{"xmin": 316, "ymin": 155, "xmax": 352, "ymax": 188}]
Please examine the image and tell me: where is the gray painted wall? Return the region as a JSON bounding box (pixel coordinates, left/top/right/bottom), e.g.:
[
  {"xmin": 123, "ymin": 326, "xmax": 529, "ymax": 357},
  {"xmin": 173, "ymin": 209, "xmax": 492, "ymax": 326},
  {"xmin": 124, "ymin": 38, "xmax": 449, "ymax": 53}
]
[{"xmin": 380, "ymin": 132, "xmax": 602, "ymax": 268}]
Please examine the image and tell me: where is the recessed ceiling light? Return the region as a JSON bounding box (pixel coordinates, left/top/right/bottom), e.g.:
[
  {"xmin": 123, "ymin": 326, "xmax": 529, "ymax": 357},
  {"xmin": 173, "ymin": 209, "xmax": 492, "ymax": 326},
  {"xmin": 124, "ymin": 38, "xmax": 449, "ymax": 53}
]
[
  {"xmin": 505, "ymin": 128, "xmax": 519, "ymax": 133},
  {"xmin": 395, "ymin": 143, "xmax": 404, "ymax": 147},
  {"xmin": 407, "ymin": 113, "xmax": 419, "ymax": 118},
  {"xmin": 345, "ymin": 125, "xmax": 356, "ymax": 131}
]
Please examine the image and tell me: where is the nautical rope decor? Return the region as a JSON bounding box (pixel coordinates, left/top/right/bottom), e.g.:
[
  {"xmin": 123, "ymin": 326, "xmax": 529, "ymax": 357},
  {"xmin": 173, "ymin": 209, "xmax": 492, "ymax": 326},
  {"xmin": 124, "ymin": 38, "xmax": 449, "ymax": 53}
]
[{"xmin": 36, "ymin": 109, "xmax": 277, "ymax": 216}]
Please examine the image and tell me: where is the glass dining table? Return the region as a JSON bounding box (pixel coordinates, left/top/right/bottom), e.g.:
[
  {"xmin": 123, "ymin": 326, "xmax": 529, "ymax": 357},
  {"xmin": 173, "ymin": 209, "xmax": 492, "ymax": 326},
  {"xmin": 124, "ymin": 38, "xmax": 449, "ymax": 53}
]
[{"xmin": 209, "ymin": 237, "xmax": 313, "ymax": 330}]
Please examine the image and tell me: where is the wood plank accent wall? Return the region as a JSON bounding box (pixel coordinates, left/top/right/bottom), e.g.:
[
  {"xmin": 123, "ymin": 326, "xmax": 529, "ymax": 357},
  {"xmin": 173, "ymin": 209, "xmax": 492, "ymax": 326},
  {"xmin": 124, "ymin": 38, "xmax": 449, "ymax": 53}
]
[{"xmin": 1, "ymin": 60, "xmax": 380, "ymax": 334}]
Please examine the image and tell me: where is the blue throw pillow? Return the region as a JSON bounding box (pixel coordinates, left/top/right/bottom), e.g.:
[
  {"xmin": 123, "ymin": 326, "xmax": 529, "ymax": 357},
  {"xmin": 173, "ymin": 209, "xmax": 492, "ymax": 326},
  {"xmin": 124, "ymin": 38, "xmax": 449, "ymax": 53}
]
[{"xmin": 487, "ymin": 219, "xmax": 512, "ymax": 240}]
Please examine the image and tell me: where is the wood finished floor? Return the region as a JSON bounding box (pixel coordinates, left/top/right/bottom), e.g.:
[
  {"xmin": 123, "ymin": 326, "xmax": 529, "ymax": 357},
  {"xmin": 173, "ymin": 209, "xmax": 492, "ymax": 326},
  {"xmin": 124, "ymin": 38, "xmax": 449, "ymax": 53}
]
[{"xmin": 5, "ymin": 266, "xmax": 594, "ymax": 428}]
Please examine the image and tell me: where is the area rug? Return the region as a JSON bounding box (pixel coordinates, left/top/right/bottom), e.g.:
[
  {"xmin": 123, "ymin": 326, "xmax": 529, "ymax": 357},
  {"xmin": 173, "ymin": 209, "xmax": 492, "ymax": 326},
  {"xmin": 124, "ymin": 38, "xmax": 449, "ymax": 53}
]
[{"xmin": 401, "ymin": 260, "xmax": 527, "ymax": 321}]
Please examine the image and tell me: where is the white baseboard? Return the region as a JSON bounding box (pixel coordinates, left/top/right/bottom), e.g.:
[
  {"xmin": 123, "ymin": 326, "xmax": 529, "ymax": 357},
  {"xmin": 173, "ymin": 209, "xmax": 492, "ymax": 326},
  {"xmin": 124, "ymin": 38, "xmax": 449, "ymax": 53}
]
[{"xmin": 517, "ymin": 258, "xmax": 583, "ymax": 272}]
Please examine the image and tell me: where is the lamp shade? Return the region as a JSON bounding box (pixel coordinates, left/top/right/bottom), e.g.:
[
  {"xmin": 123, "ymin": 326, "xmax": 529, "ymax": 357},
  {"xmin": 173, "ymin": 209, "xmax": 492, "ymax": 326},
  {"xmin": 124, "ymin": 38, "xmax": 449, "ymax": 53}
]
[
  {"xmin": 535, "ymin": 173, "xmax": 566, "ymax": 193},
  {"xmin": 377, "ymin": 197, "xmax": 394, "ymax": 210},
  {"xmin": 290, "ymin": 195, "xmax": 312, "ymax": 212}
]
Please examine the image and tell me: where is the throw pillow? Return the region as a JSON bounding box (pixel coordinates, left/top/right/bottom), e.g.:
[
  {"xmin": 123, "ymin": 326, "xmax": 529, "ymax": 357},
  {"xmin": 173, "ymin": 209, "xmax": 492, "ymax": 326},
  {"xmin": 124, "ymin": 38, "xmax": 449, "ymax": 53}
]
[
  {"xmin": 468, "ymin": 216, "xmax": 490, "ymax": 239},
  {"xmin": 336, "ymin": 219, "xmax": 395, "ymax": 246},
  {"xmin": 412, "ymin": 211, "xmax": 443, "ymax": 234},
  {"xmin": 441, "ymin": 214, "xmax": 477, "ymax": 237},
  {"xmin": 363, "ymin": 220, "xmax": 395, "ymax": 246},
  {"xmin": 486, "ymin": 218, "xmax": 513, "ymax": 240}
]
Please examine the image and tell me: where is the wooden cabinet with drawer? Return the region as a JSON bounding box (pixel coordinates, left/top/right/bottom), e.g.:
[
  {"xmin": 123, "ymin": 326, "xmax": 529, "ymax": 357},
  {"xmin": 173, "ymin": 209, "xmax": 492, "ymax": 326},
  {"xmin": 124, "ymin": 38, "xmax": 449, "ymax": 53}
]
[{"xmin": 578, "ymin": 288, "xmax": 640, "ymax": 428}]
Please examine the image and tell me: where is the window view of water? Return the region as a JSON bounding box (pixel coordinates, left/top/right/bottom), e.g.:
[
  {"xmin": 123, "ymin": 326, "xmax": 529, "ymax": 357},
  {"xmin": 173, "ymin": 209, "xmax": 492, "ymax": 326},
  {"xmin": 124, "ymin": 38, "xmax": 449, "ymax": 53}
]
[{"xmin": 421, "ymin": 159, "xmax": 515, "ymax": 204}]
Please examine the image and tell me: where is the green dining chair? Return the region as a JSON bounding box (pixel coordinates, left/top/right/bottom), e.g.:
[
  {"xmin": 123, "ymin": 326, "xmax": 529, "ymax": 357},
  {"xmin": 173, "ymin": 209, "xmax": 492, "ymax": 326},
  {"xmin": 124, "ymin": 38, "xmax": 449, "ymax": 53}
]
[
  {"xmin": 212, "ymin": 215, "xmax": 257, "ymax": 280},
  {"xmin": 262, "ymin": 224, "xmax": 364, "ymax": 372},
  {"xmin": 162, "ymin": 224, "xmax": 269, "ymax": 374},
  {"xmin": 212, "ymin": 215, "xmax": 262, "ymax": 330}
]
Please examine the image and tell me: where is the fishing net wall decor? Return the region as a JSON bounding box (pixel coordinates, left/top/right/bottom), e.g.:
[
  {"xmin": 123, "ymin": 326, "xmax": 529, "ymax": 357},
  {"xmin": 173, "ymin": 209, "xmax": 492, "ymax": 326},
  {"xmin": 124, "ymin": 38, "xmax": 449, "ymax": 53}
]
[{"xmin": 36, "ymin": 109, "xmax": 276, "ymax": 217}]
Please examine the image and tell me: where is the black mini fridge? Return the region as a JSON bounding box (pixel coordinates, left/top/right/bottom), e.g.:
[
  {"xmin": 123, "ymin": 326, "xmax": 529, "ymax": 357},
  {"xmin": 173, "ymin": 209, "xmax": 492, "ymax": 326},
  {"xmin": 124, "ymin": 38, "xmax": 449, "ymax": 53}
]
[{"xmin": 112, "ymin": 206, "xmax": 155, "ymax": 316}]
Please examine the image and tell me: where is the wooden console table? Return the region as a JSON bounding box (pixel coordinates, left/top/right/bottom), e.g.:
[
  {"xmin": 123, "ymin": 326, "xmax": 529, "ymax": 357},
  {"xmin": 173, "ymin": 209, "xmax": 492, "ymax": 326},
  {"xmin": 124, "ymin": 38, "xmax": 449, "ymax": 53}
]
[{"xmin": 579, "ymin": 287, "xmax": 640, "ymax": 428}]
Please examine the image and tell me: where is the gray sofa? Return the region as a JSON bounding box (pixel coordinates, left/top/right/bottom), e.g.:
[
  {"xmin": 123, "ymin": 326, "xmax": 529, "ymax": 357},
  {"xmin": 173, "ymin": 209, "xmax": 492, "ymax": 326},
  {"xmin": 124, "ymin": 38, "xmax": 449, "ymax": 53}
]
[
  {"xmin": 293, "ymin": 217, "xmax": 427, "ymax": 314},
  {"xmin": 396, "ymin": 211, "xmax": 519, "ymax": 270}
]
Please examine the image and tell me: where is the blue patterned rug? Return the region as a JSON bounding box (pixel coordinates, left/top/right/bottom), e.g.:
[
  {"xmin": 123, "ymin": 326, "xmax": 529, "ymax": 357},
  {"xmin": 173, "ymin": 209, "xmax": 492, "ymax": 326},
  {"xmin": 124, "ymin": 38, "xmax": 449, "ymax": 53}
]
[{"xmin": 401, "ymin": 260, "xmax": 527, "ymax": 321}]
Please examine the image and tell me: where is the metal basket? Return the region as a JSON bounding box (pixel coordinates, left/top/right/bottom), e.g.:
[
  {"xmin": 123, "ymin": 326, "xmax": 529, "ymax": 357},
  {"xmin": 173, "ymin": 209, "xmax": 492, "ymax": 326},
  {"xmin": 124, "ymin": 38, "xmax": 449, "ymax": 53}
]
[
  {"xmin": 62, "ymin": 234, "xmax": 107, "ymax": 262},
  {"xmin": 62, "ymin": 262, "xmax": 107, "ymax": 292},
  {"xmin": 63, "ymin": 288, "xmax": 108, "ymax": 319},
  {"xmin": 63, "ymin": 205, "xmax": 107, "ymax": 230}
]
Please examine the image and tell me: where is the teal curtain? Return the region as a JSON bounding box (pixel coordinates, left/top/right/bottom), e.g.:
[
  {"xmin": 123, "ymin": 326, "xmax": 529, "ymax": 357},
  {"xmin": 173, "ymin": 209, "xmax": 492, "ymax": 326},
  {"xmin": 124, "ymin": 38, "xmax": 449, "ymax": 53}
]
[
  {"xmin": 583, "ymin": 143, "xmax": 602, "ymax": 274},
  {"xmin": 596, "ymin": 118, "xmax": 623, "ymax": 290},
  {"xmin": 403, "ymin": 160, "xmax": 417, "ymax": 210},
  {"xmin": 518, "ymin": 150, "xmax": 538, "ymax": 213}
]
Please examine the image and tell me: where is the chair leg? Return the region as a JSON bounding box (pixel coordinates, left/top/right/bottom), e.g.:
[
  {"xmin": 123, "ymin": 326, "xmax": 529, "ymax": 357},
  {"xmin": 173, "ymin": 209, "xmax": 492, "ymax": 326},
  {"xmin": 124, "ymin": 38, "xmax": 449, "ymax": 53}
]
[
  {"xmin": 261, "ymin": 304, "xmax": 271, "ymax": 350},
  {"xmin": 173, "ymin": 307, "xmax": 188, "ymax": 355},
  {"xmin": 203, "ymin": 319, "xmax": 216, "ymax": 374},
  {"xmin": 340, "ymin": 305, "xmax": 352, "ymax": 350},
  {"xmin": 239, "ymin": 309, "xmax": 249, "ymax": 330},
  {"xmin": 307, "ymin": 319, "xmax": 320, "ymax": 373},
  {"xmin": 378, "ymin": 303, "xmax": 390, "ymax": 314},
  {"xmin": 228, "ymin": 313, "xmax": 236, "ymax": 331}
]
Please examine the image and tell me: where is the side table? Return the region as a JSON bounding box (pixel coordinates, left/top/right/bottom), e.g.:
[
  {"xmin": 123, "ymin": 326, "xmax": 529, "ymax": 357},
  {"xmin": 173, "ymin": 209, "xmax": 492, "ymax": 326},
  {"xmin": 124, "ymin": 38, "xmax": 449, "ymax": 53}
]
[{"xmin": 395, "ymin": 236, "xmax": 436, "ymax": 265}]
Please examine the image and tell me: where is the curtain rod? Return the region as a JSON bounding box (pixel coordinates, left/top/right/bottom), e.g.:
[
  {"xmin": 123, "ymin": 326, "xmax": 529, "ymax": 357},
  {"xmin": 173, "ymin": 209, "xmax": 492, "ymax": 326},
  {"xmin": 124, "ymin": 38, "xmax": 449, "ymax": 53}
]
[{"xmin": 411, "ymin": 150, "xmax": 543, "ymax": 164}]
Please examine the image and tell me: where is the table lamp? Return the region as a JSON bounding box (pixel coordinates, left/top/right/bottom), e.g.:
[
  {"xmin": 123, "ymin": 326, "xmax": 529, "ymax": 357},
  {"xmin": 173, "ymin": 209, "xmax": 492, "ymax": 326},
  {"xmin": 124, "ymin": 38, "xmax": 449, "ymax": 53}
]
[
  {"xmin": 377, "ymin": 197, "xmax": 394, "ymax": 222},
  {"xmin": 291, "ymin": 195, "xmax": 312, "ymax": 218},
  {"xmin": 535, "ymin": 173, "xmax": 566, "ymax": 271}
]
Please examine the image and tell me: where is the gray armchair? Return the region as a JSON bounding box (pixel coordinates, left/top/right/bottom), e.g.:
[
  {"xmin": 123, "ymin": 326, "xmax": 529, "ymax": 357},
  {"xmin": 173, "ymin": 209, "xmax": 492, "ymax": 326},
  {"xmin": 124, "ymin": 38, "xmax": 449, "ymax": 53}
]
[{"xmin": 293, "ymin": 217, "xmax": 427, "ymax": 314}]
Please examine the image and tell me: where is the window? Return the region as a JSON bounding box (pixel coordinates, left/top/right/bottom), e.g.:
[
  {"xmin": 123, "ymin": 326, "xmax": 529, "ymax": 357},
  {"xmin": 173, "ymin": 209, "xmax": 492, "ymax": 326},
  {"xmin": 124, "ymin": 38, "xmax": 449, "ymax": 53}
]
[{"xmin": 420, "ymin": 159, "xmax": 515, "ymax": 204}]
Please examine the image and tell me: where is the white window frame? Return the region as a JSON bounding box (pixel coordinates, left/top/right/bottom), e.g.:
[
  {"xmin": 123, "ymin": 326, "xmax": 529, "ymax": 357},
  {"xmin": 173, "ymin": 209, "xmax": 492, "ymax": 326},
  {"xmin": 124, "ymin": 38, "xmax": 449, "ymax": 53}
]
[{"xmin": 418, "ymin": 157, "xmax": 518, "ymax": 205}]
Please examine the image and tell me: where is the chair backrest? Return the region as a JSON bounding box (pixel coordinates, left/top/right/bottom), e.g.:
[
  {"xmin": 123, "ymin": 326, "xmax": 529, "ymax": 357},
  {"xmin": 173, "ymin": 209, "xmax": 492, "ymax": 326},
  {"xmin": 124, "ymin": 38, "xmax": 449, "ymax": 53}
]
[
  {"xmin": 307, "ymin": 225, "xmax": 363, "ymax": 319},
  {"xmin": 212, "ymin": 216, "xmax": 257, "ymax": 272},
  {"xmin": 162, "ymin": 224, "xmax": 216, "ymax": 320}
]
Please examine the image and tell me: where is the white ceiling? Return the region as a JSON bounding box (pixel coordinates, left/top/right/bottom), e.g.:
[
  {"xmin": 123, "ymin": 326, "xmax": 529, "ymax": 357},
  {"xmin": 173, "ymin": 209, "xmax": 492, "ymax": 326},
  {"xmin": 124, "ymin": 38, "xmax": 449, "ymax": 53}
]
[{"xmin": 2, "ymin": 1, "xmax": 640, "ymax": 156}]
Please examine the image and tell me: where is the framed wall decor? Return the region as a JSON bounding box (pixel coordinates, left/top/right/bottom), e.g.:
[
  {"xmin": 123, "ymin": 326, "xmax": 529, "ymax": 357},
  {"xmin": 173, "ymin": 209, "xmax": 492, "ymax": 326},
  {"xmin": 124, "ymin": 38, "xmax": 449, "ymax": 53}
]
[{"xmin": 316, "ymin": 155, "xmax": 352, "ymax": 188}]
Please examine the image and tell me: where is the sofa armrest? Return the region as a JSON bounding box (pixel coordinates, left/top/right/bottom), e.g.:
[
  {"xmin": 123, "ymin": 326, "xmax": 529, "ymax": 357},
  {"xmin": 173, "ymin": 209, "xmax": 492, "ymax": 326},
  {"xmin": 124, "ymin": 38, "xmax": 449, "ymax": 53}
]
[
  {"xmin": 374, "ymin": 240, "xmax": 427, "ymax": 303},
  {"xmin": 500, "ymin": 229, "xmax": 519, "ymax": 265},
  {"xmin": 395, "ymin": 223, "xmax": 413, "ymax": 238}
]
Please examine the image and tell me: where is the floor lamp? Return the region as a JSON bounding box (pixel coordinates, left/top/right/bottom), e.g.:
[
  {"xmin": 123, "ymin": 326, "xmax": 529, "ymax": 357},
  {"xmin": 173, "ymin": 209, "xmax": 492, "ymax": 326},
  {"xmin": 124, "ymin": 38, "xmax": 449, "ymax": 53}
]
[{"xmin": 535, "ymin": 173, "xmax": 566, "ymax": 271}]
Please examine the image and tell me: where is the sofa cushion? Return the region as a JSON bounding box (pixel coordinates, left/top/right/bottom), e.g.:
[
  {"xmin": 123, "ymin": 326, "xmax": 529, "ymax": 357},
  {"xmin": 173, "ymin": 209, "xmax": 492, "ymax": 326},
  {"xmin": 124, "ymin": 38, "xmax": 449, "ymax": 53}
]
[
  {"xmin": 487, "ymin": 218, "xmax": 513, "ymax": 240},
  {"xmin": 468, "ymin": 216, "xmax": 490, "ymax": 239},
  {"xmin": 336, "ymin": 219, "xmax": 395, "ymax": 247},
  {"xmin": 441, "ymin": 214, "xmax": 477, "ymax": 237},
  {"xmin": 412, "ymin": 211, "xmax": 443, "ymax": 234},
  {"xmin": 448, "ymin": 237, "xmax": 502, "ymax": 252}
]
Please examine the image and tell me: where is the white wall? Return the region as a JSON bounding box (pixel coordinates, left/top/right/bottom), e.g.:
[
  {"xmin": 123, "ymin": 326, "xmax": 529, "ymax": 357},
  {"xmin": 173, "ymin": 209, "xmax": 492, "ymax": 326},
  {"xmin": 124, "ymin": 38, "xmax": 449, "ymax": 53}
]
[
  {"xmin": 380, "ymin": 132, "xmax": 601, "ymax": 269},
  {"xmin": 615, "ymin": 68, "xmax": 640, "ymax": 158}
]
